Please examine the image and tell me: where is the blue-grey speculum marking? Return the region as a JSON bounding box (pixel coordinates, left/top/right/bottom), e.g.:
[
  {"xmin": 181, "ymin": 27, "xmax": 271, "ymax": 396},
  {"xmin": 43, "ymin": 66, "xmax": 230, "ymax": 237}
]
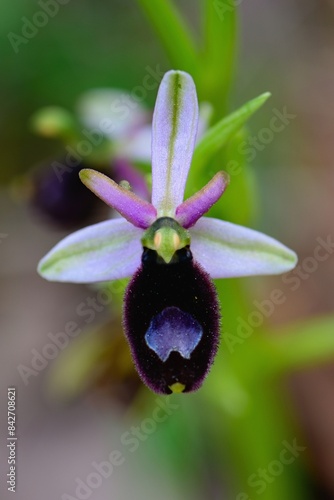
[{"xmin": 145, "ymin": 306, "xmax": 203, "ymax": 362}]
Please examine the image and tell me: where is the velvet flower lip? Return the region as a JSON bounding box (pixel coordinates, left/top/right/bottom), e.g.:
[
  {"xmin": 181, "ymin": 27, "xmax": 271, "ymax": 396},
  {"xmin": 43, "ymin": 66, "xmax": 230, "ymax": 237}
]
[{"xmin": 38, "ymin": 70, "xmax": 298, "ymax": 395}]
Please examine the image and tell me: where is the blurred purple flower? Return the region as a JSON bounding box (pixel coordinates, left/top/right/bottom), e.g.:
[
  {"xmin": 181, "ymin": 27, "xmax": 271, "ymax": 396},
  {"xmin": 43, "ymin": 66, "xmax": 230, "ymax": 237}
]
[{"xmin": 30, "ymin": 89, "xmax": 153, "ymax": 228}]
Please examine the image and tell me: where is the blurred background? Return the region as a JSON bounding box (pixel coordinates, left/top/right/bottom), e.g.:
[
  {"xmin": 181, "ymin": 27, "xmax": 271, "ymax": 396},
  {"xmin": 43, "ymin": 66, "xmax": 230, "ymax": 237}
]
[{"xmin": 1, "ymin": 0, "xmax": 334, "ymax": 498}]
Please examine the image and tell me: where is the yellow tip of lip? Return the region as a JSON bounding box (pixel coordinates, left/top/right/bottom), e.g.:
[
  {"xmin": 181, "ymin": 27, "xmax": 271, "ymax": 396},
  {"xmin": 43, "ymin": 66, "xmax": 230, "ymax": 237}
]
[{"xmin": 169, "ymin": 382, "xmax": 185, "ymax": 393}]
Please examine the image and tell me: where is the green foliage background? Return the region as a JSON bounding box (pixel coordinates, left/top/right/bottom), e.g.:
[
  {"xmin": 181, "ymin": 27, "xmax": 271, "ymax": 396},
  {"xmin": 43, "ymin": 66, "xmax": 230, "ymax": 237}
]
[{"xmin": 2, "ymin": 1, "xmax": 334, "ymax": 499}]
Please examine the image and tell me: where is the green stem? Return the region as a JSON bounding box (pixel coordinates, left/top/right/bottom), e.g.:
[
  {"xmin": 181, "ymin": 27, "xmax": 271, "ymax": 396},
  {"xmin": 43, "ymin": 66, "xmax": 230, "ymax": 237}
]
[{"xmin": 136, "ymin": 0, "xmax": 199, "ymax": 78}]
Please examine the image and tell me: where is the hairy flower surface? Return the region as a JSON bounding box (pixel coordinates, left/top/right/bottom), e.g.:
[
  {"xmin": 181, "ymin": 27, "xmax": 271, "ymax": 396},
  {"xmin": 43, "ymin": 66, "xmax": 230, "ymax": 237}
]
[{"xmin": 38, "ymin": 71, "xmax": 297, "ymax": 394}]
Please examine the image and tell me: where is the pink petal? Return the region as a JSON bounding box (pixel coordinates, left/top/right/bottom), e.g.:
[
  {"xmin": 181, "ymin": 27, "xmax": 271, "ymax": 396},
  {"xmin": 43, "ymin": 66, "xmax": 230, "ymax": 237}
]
[
  {"xmin": 80, "ymin": 169, "xmax": 156, "ymax": 229},
  {"xmin": 112, "ymin": 158, "xmax": 150, "ymax": 200},
  {"xmin": 76, "ymin": 88, "xmax": 149, "ymax": 140},
  {"xmin": 175, "ymin": 171, "xmax": 229, "ymax": 228},
  {"xmin": 151, "ymin": 70, "xmax": 199, "ymax": 216}
]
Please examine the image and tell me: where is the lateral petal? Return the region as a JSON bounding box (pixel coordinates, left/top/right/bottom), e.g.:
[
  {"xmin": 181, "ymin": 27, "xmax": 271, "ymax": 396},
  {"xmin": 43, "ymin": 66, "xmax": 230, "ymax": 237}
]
[
  {"xmin": 176, "ymin": 171, "xmax": 229, "ymax": 228},
  {"xmin": 80, "ymin": 169, "xmax": 156, "ymax": 229}
]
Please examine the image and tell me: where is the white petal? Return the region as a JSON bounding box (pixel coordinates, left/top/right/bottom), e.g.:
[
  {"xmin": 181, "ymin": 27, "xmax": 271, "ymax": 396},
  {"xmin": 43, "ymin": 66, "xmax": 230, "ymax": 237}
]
[
  {"xmin": 79, "ymin": 169, "xmax": 156, "ymax": 228},
  {"xmin": 38, "ymin": 219, "xmax": 143, "ymax": 283},
  {"xmin": 151, "ymin": 70, "xmax": 198, "ymax": 215},
  {"xmin": 190, "ymin": 217, "xmax": 298, "ymax": 278}
]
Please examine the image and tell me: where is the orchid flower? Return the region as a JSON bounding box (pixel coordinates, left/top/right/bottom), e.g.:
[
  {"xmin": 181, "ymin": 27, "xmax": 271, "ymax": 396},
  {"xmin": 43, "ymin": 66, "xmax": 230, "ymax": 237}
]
[{"xmin": 38, "ymin": 70, "xmax": 297, "ymax": 395}]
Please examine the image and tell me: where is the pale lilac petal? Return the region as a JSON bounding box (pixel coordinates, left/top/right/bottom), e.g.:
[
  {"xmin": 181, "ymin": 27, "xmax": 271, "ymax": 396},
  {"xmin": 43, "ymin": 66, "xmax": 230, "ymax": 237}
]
[
  {"xmin": 190, "ymin": 217, "xmax": 298, "ymax": 278},
  {"xmin": 80, "ymin": 169, "xmax": 156, "ymax": 229},
  {"xmin": 38, "ymin": 219, "xmax": 142, "ymax": 283},
  {"xmin": 176, "ymin": 172, "xmax": 229, "ymax": 228},
  {"xmin": 76, "ymin": 89, "xmax": 149, "ymax": 140},
  {"xmin": 112, "ymin": 158, "xmax": 150, "ymax": 200},
  {"xmin": 116, "ymin": 124, "xmax": 152, "ymax": 163},
  {"xmin": 151, "ymin": 70, "xmax": 198, "ymax": 216}
]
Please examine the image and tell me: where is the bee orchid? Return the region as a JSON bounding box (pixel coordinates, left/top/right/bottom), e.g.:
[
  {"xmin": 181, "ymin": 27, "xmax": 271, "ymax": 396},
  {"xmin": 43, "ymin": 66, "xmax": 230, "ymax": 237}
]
[{"xmin": 38, "ymin": 71, "xmax": 297, "ymax": 394}]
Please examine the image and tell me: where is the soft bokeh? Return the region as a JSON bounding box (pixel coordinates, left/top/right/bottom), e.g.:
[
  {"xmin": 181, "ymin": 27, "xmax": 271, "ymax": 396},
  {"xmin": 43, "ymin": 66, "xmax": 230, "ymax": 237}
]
[{"xmin": 1, "ymin": 1, "xmax": 334, "ymax": 499}]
